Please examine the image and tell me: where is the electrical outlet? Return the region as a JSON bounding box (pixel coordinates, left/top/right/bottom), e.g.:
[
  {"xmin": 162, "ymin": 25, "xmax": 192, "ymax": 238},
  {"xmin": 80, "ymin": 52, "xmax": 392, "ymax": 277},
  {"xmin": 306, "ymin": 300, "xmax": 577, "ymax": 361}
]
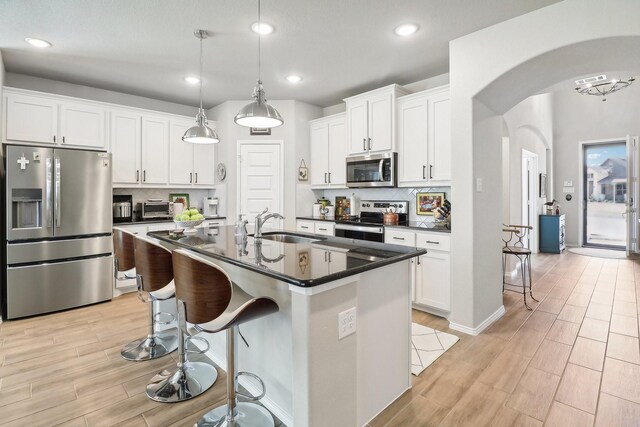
[
  {"xmin": 338, "ymin": 307, "xmax": 357, "ymax": 339},
  {"xmin": 476, "ymin": 178, "xmax": 483, "ymax": 192}
]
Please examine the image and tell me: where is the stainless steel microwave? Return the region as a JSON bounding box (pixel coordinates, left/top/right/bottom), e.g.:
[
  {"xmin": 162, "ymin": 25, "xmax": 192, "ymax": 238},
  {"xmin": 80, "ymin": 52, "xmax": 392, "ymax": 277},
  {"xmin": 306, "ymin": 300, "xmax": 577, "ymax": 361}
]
[{"xmin": 346, "ymin": 152, "xmax": 397, "ymax": 188}]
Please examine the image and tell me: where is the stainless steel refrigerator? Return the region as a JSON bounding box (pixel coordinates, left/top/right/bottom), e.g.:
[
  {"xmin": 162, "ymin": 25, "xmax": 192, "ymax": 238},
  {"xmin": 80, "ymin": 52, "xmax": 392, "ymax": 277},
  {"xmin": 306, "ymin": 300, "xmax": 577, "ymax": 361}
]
[{"xmin": 2, "ymin": 145, "xmax": 113, "ymax": 319}]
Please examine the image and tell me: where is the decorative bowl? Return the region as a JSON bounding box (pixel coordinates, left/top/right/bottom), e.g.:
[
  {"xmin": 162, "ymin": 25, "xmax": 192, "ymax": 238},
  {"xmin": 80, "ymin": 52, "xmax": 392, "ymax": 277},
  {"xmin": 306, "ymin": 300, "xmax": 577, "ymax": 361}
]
[{"xmin": 174, "ymin": 219, "xmax": 205, "ymax": 233}]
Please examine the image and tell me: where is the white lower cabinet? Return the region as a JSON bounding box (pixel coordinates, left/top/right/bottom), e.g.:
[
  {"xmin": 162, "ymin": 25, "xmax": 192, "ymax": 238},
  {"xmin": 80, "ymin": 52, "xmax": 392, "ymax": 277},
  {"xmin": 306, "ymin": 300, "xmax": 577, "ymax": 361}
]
[
  {"xmin": 385, "ymin": 228, "xmax": 451, "ymax": 314},
  {"xmin": 310, "ymin": 245, "xmax": 347, "ymax": 276},
  {"xmin": 296, "ymin": 220, "xmax": 334, "ymax": 236}
]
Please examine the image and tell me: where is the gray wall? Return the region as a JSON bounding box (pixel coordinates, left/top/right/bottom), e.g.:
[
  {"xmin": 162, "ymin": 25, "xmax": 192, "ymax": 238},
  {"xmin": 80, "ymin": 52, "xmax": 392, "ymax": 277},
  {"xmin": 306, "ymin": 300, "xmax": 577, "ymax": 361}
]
[
  {"xmin": 0, "ymin": 52, "xmax": 5, "ymax": 145},
  {"xmin": 552, "ymin": 82, "xmax": 640, "ymax": 246},
  {"xmin": 5, "ymin": 72, "xmax": 198, "ymax": 116}
]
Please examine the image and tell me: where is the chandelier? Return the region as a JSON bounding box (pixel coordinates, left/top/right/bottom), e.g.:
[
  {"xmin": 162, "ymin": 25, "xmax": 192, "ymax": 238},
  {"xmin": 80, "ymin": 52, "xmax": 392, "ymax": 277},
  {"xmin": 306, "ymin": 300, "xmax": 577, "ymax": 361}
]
[{"xmin": 575, "ymin": 75, "xmax": 635, "ymax": 101}]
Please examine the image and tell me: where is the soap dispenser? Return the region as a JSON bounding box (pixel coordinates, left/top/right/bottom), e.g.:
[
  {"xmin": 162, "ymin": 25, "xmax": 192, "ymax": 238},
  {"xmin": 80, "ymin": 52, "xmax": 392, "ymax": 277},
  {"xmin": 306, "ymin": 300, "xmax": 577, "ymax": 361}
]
[{"xmin": 235, "ymin": 215, "xmax": 248, "ymax": 242}]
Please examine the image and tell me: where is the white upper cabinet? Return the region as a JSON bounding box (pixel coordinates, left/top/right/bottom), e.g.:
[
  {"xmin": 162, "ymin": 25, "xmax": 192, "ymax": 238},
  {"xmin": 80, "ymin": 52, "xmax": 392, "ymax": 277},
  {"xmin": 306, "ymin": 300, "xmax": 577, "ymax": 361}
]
[
  {"xmin": 328, "ymin": 117, "xmax": 346, "ymax": 186},
  {"xmin": 193, "ymin": 143, "xmax": 215, "ymax": 186},
  {"xmin": 111, "ymin": 110, "xmax": 141, "ymax": 185},
  {"xmin": 428, "ymin": 90, "xmax": 451, "ymax": 183},
  {"xmin": 169, "ymin": 119, "xmax": 216, "ymax": 187},
  {"xmin": 309, "ymin": 113, "xmax": 346, "ymax": 189},
  {"xmin": 310, "ymin": 122, "xmax": 329, "ymax": 186},
  {"xmin": 141, "ymin": 116, "xmax": 169, "ymax": 185},
  {"xmin": 396, "ymin": 85, "xmax": 451, "ymax": 187},
  {"xmin": 169, "ymin": 120, "xmax": 194, "ymax": 185},
  {"xmin": 397, "ymin": 93, "xmax": 429, "ymax": 185},
  {"xmin": 344, "ymin": 84, "xmax": 408, "ymax": 155},
  {"xmin": 4, "ymin": 91, "xmax": 107, "ymax": 149},
  {"xmin": 5, "ymin": 93, "xmax": 58, "ymax": 144},
  {"xmin": 58, "ymin": 101, "xmax": 107, "ymax": 149}
]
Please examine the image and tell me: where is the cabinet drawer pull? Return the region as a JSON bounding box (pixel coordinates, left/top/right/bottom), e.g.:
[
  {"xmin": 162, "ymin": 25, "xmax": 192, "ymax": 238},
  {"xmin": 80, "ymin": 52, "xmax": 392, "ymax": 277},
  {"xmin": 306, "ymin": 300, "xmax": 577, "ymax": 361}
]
[
  {"xmin": 53, "ymin": 135, "xmax": 56, "ymax": 143},
  {"xmin": 417, "ymin": 257, "xmax": 421, "ymax": 265},
  {"xmin": 143, "ymin": 170, "xmax": 146, "ymax": 182},
  {"xmin": 136, "ymin": 170, "xmax": 140, "ymax": 182},
  {"xmin": 325, "ymin": 251, "xmax": 328, "ymax": 262},
  {"xmin": 195, "ymin": 172, "xmax": 198, "ymax": 183},
  {"xmin": 328, "ymin": 172, "xmax": 331, "ymax": 183},
  {"xmin": 429, "ymin": 165, "xmax": 433, "ymax": 179},
  {"xmin": 393, "ymin": 236, "xmax": 405, "ymax": 241},
  {"xmin": 318, "ymin": 228, "xmax": 327, "ymax": 231},
  {"xmin": 426, "ymin": 240, "xmax": 439, "ymax": 244},
  {"xmin": 324, "ymin": 172, "xmax": 327, "ymax": 183},
  {"xmin": 368, "ymin": 137, "xmax": 372, "ymax": 150},
  {"xmin": 328, "ymin": 252, "xmax": 332, "ymax": 262},
  {"xmin": 62, "ymin": 136, "xmax": 66, "ymax": 144},
  {"xmin": 300, "ymin": 226, "xmax": 309, "ymax": 229},
  {"xmin": 363, "ymin": 138, "xmax": 366, "ymax": 151},
  {"xmin": 190, "ymin": 172, "xmax": 193, "ymax": 183},
  {"xmin": 423, "ymin": 165, "xmax": 426, "ymax": 180}
]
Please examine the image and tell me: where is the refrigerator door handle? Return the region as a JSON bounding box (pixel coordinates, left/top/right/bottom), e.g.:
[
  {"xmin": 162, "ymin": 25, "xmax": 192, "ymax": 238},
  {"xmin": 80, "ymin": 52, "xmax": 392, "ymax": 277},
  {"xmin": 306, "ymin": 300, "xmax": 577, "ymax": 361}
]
[
  {"xmin": 45, "ymin": 158, "xmax": 53, "ymax": 227},
  {"xmin": 55, "ymin": 158, "xmax": 61, "ymax": 228}
]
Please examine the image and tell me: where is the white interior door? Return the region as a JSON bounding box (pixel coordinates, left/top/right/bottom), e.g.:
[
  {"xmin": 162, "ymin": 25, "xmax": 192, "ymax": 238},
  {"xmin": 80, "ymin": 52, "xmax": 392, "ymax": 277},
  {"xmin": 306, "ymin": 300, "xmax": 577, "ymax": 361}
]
[
  {"xmin": 626, "ymin": 136, "xmax": 640, "ymax": 255},
  {"xmin": 239, "ymin": 142, "xmax": 283, "ymax": 229}
]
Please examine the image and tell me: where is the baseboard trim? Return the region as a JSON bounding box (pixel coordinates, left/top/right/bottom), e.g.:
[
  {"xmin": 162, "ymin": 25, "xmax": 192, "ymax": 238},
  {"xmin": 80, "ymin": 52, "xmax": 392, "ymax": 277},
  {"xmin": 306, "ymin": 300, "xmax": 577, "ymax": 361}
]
[
  {"xmin": 449, "ymin": 305, "xmax": 506, "ymax": 336},
  {"xmin": 203, "ymin": 347, "xmax": 293, "ymax": 427},
  {"xmin": 364, "ymin": 385, "xmax": 411, "ymax": 427}
]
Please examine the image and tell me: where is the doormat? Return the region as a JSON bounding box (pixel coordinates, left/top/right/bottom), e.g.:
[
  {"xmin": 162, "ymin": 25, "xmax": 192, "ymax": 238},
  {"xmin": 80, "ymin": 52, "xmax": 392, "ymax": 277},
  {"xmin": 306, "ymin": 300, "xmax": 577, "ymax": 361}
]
[
  {"xmin": 411, "ymin": 322, "xmax": 459, "ymax": 376},
  {"xmin": 567, "ymin": 247, "xmax": 629, "ymax": 259}
]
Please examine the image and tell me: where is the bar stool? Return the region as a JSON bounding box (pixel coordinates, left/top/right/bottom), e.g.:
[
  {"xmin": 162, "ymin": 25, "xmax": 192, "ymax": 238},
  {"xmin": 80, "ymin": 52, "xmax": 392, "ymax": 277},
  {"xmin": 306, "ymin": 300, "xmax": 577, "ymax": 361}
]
[
  {"xmin": 121, "ymin": 236, "xmax": 179, "ymax": 361},
  {"xmin": 113, "ymin": 227, "xmax": 136, "ymax": 282},
  {"xmin": 172, "ymin": 249, "xmax": 279, "ymax": 427},
  {"xmin": 502, "ymin": 224, "xmax": 538, "ymax": 310}
]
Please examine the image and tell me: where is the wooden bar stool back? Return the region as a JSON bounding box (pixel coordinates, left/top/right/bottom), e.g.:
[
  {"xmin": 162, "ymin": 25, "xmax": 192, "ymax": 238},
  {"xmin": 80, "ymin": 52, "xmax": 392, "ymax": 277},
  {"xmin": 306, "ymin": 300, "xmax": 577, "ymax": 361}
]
[
  {"xmin": 113, "ymin": 227, "xmax": 136, "ymax": 280},
  {"xmin": 120, "ymin": 236, "xmax": 179, "ymax": 361},
  {"xmin": 169, "ymin": 249, "xmax": 280, "ymax": 427}
]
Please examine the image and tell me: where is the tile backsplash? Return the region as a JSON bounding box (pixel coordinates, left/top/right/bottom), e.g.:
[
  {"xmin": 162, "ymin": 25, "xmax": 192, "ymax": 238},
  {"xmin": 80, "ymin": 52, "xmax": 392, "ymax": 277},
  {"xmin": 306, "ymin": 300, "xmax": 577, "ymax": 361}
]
[
  {"xmin": 113, "ymin": 188, "xmax": 216, "ymax": 214},
  {"xmin": 317, "ymin": 186, "xmax": 452, "ymax": 224}
]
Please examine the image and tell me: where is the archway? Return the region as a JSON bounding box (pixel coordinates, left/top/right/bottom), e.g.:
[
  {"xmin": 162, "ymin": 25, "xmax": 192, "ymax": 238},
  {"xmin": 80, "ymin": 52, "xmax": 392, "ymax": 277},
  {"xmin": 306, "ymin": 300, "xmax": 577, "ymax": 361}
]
[{"xmin": 447, "ymin": 0, "xmax": 640, "ymax": 333}]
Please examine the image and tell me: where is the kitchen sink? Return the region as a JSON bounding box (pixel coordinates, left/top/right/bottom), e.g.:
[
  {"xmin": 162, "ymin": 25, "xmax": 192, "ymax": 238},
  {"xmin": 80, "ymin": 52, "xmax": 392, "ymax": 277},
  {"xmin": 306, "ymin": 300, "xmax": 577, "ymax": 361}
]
[{"xmin": 257, "ymin": 233, "xmax": 323, "ymax": 244}]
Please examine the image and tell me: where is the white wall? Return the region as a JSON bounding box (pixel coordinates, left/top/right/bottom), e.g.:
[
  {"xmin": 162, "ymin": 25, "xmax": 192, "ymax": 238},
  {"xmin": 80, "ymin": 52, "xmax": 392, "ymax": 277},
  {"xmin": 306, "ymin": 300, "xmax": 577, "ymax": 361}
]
[
  {"xmin": 5, "ymin": 72, "xmax": 198, "ymax": 116},
  {"xmin": 208, "ymin": 100, "xmax": 322, "ymax": 230},
  {"xmin": 449, "ymin": 0, "xmax": 640, "ymax": 332},
  {"xmin": 503, "ymin": 93, "xmax": 554, "ymax": 251},
  {"xmin": 552, "ymin": 82, "xmax": 640, "ymax": 245}
]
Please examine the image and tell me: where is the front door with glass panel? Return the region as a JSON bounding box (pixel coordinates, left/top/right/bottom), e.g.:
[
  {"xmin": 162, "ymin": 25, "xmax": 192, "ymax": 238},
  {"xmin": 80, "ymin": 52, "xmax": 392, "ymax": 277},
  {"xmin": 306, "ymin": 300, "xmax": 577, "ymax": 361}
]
[{"xmin": 583, "ymin": 141, "xmax": 627, "ymax": 249}]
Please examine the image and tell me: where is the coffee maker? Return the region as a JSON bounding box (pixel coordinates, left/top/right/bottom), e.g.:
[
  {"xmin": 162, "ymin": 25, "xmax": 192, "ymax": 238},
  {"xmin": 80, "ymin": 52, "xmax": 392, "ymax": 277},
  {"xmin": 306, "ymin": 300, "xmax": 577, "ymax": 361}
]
[{"xmin": 203, "ymin": 197, "xmax": 219, "ymax": 217}]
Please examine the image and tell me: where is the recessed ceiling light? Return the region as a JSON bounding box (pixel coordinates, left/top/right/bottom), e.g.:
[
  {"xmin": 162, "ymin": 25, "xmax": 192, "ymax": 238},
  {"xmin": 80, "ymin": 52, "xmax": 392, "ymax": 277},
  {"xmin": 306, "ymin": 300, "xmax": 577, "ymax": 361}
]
[
  {"xmin": 394, "ymin": 24, "xmax": 419, "ymax": 37},
  {"xmin": 286, "ymin": 75, "xmax": 302, "ymax": 84},
  {"xmin": 251, "ymin": 22, "xmax": 274, "ymax": 35},
  {"xmin": 25, "ymin": 37, "xmax": 52, "ymax": 48},
  {"xmin": 184, "ymin": 76, "xmax": 200, "ymax": 85}
]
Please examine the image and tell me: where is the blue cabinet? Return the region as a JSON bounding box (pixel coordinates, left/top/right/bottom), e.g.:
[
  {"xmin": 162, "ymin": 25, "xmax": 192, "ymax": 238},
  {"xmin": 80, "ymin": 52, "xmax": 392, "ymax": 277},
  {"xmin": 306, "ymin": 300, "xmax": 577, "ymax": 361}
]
[{"xmin": 539, "ymin": 214, "xmax": 566, "ymax": 253}]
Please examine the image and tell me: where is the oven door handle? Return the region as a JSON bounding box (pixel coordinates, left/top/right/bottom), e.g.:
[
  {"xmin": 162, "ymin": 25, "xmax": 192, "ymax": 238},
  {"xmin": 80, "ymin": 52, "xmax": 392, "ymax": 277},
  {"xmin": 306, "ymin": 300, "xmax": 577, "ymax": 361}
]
[
  {"xmin": 335, "ymin": 224, "xmax": 384, "ymax": 234},
  {"xmin": 378, "ymin": 159, "xmax": 384, "ymax": 181}
]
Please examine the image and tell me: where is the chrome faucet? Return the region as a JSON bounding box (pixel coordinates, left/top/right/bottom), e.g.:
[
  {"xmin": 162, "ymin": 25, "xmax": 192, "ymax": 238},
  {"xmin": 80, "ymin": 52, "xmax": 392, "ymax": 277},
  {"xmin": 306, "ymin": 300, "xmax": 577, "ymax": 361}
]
[{"xmin": 254, "ymin": 207, "xmax": 285, "ymax": 239}]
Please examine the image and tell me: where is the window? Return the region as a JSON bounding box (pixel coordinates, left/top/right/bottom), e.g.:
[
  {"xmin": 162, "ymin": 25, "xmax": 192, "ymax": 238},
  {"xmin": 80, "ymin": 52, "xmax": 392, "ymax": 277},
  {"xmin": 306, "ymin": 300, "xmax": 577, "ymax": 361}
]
[
  {"xmin": 616, "ymin": 183, "xmax": 627, "ymax": 196},
  {"xmin": 587, "ymin": 173, "xmax": 594, "ymax": 179}
]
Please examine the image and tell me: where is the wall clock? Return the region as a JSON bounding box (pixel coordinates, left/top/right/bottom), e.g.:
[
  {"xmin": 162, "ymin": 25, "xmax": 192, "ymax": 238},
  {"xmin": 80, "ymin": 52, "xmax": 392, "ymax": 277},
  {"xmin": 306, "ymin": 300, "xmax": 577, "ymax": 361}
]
[{"xmin": 217, "ymin": 163, "xmax": 226, "ymax": 182}]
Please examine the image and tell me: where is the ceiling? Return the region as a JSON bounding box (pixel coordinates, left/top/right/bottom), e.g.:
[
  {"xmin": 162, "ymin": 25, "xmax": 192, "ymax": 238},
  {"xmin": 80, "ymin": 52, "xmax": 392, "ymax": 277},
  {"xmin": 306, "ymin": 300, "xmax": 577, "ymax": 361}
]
[{"xmin": 0, "ymin": 0, "xmax": 560, "ymax": 108}]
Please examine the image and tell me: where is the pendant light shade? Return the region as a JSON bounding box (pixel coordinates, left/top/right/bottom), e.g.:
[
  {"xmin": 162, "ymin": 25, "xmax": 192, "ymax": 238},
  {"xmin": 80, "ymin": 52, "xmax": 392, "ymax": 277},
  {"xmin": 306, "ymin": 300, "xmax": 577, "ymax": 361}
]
[
  {"xmin": 234, "ymin": 80, "xmax": 284, "ymax": 128},
  {"xmin": 183, "ymin": 30, "xmax": 219, "ymax": 144},
  {"xmin": 234, "ymin": 0, "xmax": 284, "ymax": 128}
]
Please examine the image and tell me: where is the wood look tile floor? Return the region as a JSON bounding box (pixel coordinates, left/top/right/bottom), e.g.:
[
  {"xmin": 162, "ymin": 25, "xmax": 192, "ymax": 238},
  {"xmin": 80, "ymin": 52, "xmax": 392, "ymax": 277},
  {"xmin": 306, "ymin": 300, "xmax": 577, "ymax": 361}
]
[{"xmin": 1, "ymin": 252, "xmax": 639, "ymax": 426}]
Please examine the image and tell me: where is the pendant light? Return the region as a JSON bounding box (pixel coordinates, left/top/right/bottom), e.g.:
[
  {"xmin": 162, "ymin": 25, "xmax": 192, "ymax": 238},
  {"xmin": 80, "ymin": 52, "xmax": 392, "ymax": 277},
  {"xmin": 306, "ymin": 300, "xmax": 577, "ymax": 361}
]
[
  {"xmin": 183, "ymin": 29, "xmax": 219, "ymax": 144},
  {"xmin": 234, "ymin": 0, "xmax": 284, "ymax": 128}
]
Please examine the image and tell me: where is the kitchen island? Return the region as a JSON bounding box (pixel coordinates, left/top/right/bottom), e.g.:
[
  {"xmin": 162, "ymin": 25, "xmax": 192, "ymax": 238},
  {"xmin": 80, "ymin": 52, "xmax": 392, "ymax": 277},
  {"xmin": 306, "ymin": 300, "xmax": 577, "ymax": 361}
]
[{"xmin": 148, "ymin": 226, "xmax": 425, "ymax": 427}]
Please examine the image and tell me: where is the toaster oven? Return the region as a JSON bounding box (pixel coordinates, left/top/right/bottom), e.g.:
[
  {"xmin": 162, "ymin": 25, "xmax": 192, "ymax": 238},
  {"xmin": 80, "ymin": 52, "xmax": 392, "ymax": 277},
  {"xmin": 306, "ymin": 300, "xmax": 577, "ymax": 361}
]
[{"xmin": 138, "ymin": 201, "xmax": 174, "ymax": 220}]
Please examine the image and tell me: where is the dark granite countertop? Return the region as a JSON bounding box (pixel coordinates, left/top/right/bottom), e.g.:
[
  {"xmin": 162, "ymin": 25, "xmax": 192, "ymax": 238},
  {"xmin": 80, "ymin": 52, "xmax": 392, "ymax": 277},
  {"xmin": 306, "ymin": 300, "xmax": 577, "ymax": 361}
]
[
  {"xmin": 296, "ymin": 216, "xmax": 451, "ymax": 234},
  {"xmin": 114, "ymin": 216, "xmax": 226, "ymax": 226},
  {"xmin": 148, "ymin": 226, "xmax": 425, "ymax": 288}
]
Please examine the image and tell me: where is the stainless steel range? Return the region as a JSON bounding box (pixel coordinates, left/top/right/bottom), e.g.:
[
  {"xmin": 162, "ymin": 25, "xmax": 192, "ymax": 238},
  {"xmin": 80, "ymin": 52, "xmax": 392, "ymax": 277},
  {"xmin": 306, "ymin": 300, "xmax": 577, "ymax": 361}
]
[
  {"xmin": 334, "ymin": 200, "xmax": 409, "ymax": 242},
  {"xmin": 2, "ymin": 145, "xmax": 113, "ymax": 319}
]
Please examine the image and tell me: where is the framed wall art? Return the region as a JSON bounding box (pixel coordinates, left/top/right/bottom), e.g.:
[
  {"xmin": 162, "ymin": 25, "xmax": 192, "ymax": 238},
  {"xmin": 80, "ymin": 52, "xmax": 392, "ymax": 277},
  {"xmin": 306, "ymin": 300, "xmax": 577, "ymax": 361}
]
[{"xmin": 416, "ymin": 192, "xmax": 445, "ymax": 216}]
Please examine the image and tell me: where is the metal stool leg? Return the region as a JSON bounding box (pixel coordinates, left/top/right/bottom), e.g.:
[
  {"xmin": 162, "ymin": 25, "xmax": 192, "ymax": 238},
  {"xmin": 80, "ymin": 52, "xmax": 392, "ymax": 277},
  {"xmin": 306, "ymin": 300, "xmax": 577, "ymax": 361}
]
[
  {"xmin": 519, "ymin": 256, "xmax": 532, "ymax": 311},
  {"xmin": 196, "ymin": 327, "xmax": 274, "ymax": 427},
  {"xmin": 121, "ymin": 299, "xmax": 179, "ymax": 361},
  {"xmin": 527, "ymin": 254, "xmax": 538, "ymax": 302},
  {"xmin": 146, "ymin": 300, "xmax": 217, "ymax": 402}
]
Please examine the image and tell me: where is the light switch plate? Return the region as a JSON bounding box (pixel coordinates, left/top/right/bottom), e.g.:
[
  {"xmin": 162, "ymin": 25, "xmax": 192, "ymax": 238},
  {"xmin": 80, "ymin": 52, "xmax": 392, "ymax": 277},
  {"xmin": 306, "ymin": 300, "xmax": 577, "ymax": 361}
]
[
  {"xmin": 564, "ymin": 180, "xmax": 573, "ymax": 187},
  {"xmin": 338, "ymin": 307, "xmax": 357, "ymax": 339},
  {"xmin": 476, "ymin": 178, "xmax": 483, "ymax": 192}
]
